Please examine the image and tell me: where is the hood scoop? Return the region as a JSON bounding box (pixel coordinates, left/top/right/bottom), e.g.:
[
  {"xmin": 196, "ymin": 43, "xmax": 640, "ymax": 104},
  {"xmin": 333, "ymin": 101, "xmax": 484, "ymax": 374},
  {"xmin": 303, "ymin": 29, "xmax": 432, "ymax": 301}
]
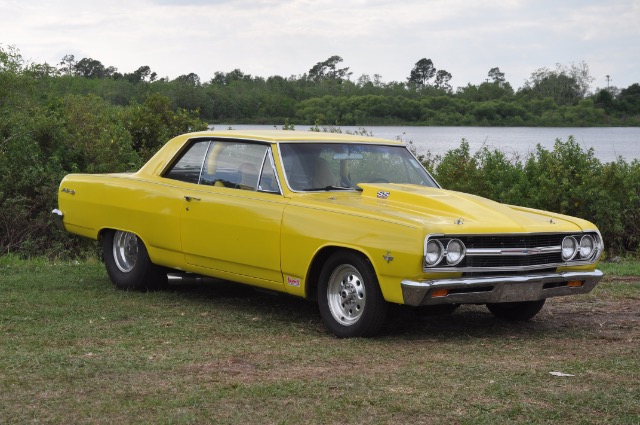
[
  {"xmin": 356, "ymin": 183, "xmax": 558, "ymax": 231},
  {"xmin": 358, "ymin": 183, "xmax": 491, "ymax": 216}
]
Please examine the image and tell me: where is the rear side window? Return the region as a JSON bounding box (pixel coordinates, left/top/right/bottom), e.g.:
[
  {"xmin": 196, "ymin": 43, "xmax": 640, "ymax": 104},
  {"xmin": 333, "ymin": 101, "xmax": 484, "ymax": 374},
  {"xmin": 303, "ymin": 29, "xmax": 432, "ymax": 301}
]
[{"xmin": 163, "ymin": 141, "xmax": 210, "ymax": 184}]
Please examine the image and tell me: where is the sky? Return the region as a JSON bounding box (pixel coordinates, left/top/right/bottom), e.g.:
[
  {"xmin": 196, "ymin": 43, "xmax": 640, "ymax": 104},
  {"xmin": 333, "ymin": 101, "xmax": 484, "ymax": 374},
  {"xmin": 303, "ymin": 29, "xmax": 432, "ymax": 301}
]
[{"xmin": 1, "ymin": 0, "xmax": 639, "ymax": 90}]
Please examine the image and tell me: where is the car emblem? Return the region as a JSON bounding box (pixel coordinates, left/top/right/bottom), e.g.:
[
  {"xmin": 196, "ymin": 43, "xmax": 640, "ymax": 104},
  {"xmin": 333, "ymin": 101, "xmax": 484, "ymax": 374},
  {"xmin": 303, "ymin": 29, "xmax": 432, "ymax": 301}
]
[
  {"xmin": 383, "ymin": 252, "xmax": 394, "ymax": 263},
  {"xmin": 377, "ymin": 191, "xmax": 390, "ymax": 199},
  {"xmin": 454, "ymin": 218, "xmax": 464, "ymax": 225}
]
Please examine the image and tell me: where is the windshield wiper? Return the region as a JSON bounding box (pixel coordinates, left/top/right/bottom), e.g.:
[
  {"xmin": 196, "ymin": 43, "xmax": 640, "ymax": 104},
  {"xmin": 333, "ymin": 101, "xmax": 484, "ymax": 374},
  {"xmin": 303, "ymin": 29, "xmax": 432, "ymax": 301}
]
[{"xmin": 306, "ymin": 185, "xmax": 354, "ymax": 191}]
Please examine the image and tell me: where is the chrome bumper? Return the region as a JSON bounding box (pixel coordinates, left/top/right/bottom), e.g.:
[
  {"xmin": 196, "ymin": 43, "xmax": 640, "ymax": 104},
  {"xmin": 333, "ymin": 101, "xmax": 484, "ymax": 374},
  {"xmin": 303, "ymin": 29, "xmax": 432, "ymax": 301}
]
[
  {"xmin": 51, "ymin": 209, "xmax": 65, "ymax": 232},
  {"xmin": 401, "ymin": 270, "xmax": 604, "ymax": 306}
]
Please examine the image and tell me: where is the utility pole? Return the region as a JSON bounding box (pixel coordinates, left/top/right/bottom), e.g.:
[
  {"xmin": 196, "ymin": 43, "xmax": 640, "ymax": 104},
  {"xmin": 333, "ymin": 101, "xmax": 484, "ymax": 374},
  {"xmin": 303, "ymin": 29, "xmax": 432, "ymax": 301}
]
[{"xmin": 605, "ymin": 75, "xmax": 611, "ymax": 90}]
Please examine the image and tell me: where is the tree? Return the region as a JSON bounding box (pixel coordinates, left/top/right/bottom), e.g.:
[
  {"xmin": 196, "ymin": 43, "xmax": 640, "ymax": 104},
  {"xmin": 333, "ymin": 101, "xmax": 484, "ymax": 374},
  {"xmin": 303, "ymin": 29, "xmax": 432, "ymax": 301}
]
[
  {"xmin": 434, "ymin": 70, "xmax": 453, "ymax": 91},
  {"xmin": 522, "ymin": 66, "xmax": 582, "ymax": 106},
  {"xmin": 356, "ymin": 74, "xmax": 372, "ymax": 87},
  {"xmin": 593, "ymin": 89, "xmax": 615, "ymax": 112},
  {"xmin": 567, "ymin": 61, "xmax": 594, "ymax": 98},
  {"xmin": 209, "ymin": 69, "xmax": 253, "ymax": 85},
  {"xmin": 73, "ymin": 57, "xmax": 114, "ymax": 79},
  {"xmin": 408, "ymin": 58, "xmax": 436, "ymax": 87},
  {"xmin": 488, "ymin": 67, "xmax": 506, "ymax": 86},
  {"xmin": 175, "ymin": 73, "xmax": 200, "ymax": 85},
  {"xmin": 617, "ymin": 83, "xmax": 640, "ymax": 114},
  {"xmin": 308, "ymin": 55, "xmax": 352, "ymax": 82},
  {"xmin": 123, "ymin": 65, "xmax": 156, "ymax": 83},
  {"xmin": 134, "ymin": 65, "xmax": 151, "ymax": 82},
  {"xmin": 58, "ymin": 54, "xmax": 76, "ymax": 76},
  {"xmin": 522, "ymin": 62, "xmax": 594, "ymax": 105}
]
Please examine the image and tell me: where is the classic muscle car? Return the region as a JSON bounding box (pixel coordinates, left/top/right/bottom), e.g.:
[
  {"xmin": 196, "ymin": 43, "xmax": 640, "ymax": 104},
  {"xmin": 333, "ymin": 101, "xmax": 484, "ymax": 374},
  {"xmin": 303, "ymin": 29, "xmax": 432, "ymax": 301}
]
[{"xmin": 52, "ymin": 130, "xmax": 604, "ymax": 337}]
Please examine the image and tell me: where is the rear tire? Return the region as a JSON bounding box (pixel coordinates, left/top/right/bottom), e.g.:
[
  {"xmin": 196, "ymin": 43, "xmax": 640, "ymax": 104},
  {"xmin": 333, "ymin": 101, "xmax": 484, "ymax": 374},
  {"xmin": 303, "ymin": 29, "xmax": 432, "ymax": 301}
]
[
  {"xmin": 486, "ymin": 299, "xmax": 546, "ymax": 321},
  {"xmin": 318, "ymin": 251, "xmax": 388, "ymax": 338},
  {"xmin": 103, "ymin": 230, "xmax": 166, "ymax": 291}
]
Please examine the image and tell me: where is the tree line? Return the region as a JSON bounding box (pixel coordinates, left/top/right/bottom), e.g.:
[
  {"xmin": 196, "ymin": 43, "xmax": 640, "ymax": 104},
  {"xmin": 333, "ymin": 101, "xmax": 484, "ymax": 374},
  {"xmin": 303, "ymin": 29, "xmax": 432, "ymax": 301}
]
[{"xmin": 5, "ymin": 45, "xmax": 639, "ymax": 126}]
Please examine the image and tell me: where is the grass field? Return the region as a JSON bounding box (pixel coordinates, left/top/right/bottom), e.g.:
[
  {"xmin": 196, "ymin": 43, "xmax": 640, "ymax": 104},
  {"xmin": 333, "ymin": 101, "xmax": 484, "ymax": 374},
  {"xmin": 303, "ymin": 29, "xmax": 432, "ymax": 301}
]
[{"xmin": 1, "ymin": 256, "xmax": 639, "ymax": 424}]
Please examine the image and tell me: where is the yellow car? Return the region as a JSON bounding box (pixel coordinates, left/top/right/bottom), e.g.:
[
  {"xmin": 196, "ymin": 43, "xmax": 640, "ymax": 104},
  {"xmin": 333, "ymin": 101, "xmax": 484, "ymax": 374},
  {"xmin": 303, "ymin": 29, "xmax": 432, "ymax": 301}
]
[{"xmin": 53, "ymin": 130, "xmax": 604, "ymax": 337}]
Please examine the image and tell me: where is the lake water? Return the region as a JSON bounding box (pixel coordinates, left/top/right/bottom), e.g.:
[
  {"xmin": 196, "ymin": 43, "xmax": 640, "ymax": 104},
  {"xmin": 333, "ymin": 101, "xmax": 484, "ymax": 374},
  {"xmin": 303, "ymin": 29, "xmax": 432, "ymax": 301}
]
[{"xmin": 211, "ymin": 125, "xmax": 640, "ymax": 163}]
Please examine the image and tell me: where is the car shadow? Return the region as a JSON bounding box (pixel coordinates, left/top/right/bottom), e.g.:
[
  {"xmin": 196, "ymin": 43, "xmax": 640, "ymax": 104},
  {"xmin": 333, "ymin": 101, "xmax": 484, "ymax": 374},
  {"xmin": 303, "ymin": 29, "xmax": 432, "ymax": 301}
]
[{"xmin": 160, "ymin": 277, "xmax": 598, "ymax": 340}]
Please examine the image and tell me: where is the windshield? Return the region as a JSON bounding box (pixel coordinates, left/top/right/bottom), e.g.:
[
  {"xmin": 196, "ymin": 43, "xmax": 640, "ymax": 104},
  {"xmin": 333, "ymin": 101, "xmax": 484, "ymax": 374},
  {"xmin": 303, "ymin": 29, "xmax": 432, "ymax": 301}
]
[{"xmin": 279, "ymin": 143, "xmax": 439, "ymax": 191}]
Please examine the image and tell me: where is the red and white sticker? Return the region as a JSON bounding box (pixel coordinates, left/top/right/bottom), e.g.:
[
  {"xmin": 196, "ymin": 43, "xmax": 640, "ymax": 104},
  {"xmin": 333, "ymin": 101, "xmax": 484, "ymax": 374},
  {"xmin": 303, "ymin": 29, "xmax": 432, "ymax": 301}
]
[{"xmin": 286, "ymin": 276, "xmax": 301, "ymax": 287}]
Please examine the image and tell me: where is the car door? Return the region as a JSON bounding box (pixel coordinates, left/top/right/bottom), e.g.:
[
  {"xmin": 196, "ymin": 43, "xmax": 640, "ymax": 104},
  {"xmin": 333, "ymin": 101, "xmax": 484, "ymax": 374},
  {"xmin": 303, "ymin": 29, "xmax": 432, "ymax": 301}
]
[{"xmin": 167, "ymin": 139, "xmax": 286, "ymax": 288}]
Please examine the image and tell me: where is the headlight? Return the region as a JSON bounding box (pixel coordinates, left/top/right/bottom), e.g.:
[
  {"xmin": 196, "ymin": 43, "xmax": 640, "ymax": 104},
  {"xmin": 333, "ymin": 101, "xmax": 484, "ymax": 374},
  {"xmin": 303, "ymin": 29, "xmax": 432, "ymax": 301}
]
[
  {"xmin": 579, "ymin": 235, "xmax": 595, "ymax": 259},
  {"xmin": 446, "ymin": 239, "xmax": 466, "ymax": 265},
  {"xmin": 425, "ymin": 239, "xmax": 444, "ymax": 267},
  {"xmin": 561, "ymin": 236, "xmax": 578, "ymax": 261}
]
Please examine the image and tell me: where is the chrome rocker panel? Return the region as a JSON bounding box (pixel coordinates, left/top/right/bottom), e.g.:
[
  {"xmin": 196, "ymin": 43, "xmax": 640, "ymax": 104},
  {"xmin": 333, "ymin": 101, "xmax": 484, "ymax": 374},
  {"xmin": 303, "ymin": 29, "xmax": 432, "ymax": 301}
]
[{"xmin": 401, "ymin": 270, "xmax": 604, "ymax": 306}]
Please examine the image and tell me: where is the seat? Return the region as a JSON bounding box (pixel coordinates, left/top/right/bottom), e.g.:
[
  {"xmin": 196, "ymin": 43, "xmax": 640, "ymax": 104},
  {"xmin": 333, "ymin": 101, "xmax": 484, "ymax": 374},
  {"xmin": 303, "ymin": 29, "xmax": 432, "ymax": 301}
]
[
  {"xmin": 312, "ymin": 157, "xmax": 337, "ymax": 188},
  {"xmin": 238, "ymin": 163, "xmax": 259, "ymax": 190}
]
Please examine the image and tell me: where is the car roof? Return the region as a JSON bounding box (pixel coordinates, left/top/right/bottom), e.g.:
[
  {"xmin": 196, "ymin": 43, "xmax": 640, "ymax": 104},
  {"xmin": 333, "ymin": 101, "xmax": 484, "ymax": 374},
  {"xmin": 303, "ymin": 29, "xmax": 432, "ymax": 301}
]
[
  {"xmin": 138, "ymin": 130, "xmax": 404, "ymax": 177},
  {"xmin": 185, "ymin": 129, "xmax": 403, "ymax": 145}
]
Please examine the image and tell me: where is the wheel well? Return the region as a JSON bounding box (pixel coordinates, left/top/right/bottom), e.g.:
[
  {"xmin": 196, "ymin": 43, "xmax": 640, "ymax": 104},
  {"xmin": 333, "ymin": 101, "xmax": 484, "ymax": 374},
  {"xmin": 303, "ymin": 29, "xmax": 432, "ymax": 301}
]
[
  {"xmin": 97, "ymin": 228, "xmax": 110, "ymax": 241},
  {"xmin": 305, "ymin": 246, "xmax": 372, "ymax": 301}
]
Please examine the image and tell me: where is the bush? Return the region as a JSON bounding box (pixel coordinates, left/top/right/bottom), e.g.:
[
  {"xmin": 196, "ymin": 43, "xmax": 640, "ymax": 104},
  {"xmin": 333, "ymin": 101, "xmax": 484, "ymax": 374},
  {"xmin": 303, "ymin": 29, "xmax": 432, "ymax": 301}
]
[{"xmin": 0, "ymin": 64, "xmax": 206, "ymax": 257}]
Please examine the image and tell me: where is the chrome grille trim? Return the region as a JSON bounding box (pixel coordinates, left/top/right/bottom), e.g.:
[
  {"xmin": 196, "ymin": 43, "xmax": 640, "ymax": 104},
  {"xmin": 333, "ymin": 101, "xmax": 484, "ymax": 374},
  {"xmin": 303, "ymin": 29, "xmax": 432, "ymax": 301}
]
[
  {"xmin": 466, "ymin": 246, "xmax": 562, "ymax": 256},
  {"xmin": 423, "ymin": 231, "xmax": 603, "ymax": 273}
]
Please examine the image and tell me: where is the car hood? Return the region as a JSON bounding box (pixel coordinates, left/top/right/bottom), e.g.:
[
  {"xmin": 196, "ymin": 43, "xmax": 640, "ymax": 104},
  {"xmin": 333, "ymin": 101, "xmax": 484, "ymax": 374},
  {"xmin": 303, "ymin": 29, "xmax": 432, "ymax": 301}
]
[{"xmin": 296, "ymin": 183, "xmax": 595, "ymax": 235}]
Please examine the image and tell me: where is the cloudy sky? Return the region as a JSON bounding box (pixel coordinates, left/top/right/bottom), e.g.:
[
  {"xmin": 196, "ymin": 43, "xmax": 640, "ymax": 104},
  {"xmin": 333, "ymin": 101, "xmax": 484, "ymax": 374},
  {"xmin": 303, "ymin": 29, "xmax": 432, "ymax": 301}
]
[{"xmin": 2, "ymin": 0, "xmax": 638, "ymax": 90}]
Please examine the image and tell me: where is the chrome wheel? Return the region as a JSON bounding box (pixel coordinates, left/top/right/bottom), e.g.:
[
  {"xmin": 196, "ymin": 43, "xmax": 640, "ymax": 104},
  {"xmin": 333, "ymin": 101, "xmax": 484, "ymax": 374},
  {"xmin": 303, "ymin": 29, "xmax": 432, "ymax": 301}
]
[
  {"xmin": 112, "ymin": 230, "xmax": 138, "ymax": 273},
  {"xmin": 327, "ymin": 264, "xmax": 367, "ymax": 326}
]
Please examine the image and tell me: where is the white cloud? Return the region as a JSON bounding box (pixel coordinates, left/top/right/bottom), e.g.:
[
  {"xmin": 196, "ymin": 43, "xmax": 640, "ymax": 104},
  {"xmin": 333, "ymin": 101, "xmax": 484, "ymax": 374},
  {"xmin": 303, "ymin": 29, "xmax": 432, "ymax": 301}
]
[{"xmin": 1, "ymin": 0, "xmax": 638, "ymax": 89}]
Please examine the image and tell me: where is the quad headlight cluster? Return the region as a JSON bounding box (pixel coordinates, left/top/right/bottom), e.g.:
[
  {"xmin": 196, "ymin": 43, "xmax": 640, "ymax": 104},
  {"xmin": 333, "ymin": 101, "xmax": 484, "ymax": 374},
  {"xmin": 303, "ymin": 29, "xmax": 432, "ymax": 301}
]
[
  {"xmin": 561, "ymin": 234, "xmax": 598, "ymax": 262},
  {"xmin": 423, "ymin": 232, "xmax": 602, "ymax": 270},
  {"xmin": 425, "ymin": 238, "xmax": 466, "ymax": 267}
]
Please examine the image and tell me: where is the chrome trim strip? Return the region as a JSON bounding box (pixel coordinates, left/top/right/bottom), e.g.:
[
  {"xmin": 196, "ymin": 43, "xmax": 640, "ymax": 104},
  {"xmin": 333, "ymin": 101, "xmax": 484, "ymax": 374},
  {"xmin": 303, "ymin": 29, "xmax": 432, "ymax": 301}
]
[
  {"xmin": 401, "ymin": 270, "xmax": 604, "ymax": 306},
  {"xmin": 466, "ymin": 246, "xmax": 561, "ymax": 256},
  {"xmin": 422, "ymin": 262, "xmax": 597, "ymax": 273}
]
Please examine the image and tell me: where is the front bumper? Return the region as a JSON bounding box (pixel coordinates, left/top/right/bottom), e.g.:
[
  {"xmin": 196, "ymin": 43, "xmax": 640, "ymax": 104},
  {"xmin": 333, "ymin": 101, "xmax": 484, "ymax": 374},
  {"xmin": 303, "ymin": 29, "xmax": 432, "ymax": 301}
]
[{"xmin": 401, "ymin": 270, "xmax": 604, "ymax": 306}]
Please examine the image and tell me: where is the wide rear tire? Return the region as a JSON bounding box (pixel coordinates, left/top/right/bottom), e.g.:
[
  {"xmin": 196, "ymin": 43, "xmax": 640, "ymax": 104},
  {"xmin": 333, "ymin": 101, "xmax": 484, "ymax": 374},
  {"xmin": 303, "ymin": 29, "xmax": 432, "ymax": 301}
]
[
  {"xmin": 318, "ymin": 251, "xmax": 388, "ymax": 338},
  {"xmin": 103, "ymin": 230, "xmax": 166, "ymax": 291}
]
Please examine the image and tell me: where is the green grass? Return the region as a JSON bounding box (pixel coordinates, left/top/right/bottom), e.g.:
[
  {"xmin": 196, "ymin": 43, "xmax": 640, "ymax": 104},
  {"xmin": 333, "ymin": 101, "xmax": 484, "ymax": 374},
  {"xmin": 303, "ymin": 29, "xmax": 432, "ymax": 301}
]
[
  {"xmin": 1, "ymin": 256, "xmax": 639, "ymax": 424},
  {"xmin": 599, "ymin": 258, "xmax": 640, "ymax": 276}
]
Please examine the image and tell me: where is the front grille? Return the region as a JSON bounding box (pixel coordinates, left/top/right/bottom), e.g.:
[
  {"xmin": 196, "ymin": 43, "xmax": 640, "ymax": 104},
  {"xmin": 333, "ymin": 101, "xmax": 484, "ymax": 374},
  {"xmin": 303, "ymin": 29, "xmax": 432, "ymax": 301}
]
[
  {"xmin": 461, "ymin": 252, "xmax": 560, "ymax": 268},
  {"xmin": 463, "ymin": 234, "xmax": 564, "ymax": 249},
  {"xmin": 425, "ymin": 232, "xmax": 601, "ymax": 272}
]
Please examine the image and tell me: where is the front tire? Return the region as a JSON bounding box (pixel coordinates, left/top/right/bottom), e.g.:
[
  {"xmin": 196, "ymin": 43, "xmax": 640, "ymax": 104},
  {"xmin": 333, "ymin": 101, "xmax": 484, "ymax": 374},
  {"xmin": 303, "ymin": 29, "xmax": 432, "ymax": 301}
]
[
  {"xmin": 318, "ymin": 251, "xmax": 388, "ymax": 338},
  {"xmin": 486, "ymin": 299, "xmax": 546, "ymax": 321},
  {"xmin": 103, "ymin": 230, "xmax": 166, "ymax": 291}
]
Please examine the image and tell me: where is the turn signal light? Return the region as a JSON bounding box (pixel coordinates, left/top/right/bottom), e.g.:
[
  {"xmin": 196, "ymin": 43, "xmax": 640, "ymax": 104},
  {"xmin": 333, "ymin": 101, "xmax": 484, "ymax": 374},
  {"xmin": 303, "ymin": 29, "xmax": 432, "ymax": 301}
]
[
  {"xmin": 567, "ymin": 280, "xmax": 584, "ymax": 287},
  {"xmin": 431, "ymin": 289, "xmax": 449, "ymax": 298}
]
